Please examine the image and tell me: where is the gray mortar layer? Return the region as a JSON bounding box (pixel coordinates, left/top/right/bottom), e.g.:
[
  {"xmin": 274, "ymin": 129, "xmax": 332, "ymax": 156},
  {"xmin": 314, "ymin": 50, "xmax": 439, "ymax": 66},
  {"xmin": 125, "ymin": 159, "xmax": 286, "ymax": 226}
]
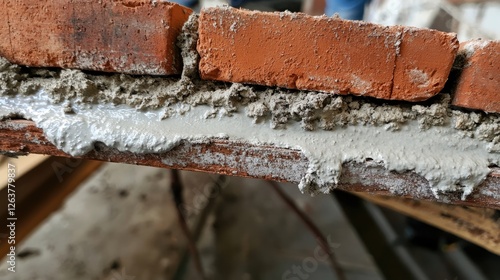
[{"xmin": 0, "ymin": 14, "xmax": 499, "ymax": 198}]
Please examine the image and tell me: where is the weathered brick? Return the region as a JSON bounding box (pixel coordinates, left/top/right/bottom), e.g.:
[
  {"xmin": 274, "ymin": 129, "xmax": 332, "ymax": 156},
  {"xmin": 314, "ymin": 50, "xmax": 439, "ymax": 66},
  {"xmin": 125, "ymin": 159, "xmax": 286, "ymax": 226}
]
[
  {"xmin": 0, "ymin": 0, "xmax": 11, "ymax": 60},
  {"xmin": 393, "ymin": 27, "xmax": 458, "ymax": 101},
  {"xmin": 8, "ymin": 1, "xmax": 75, "ymax": 67},
  {"xmin": 197, "ymin": 7, "xmax": 458, "ymax": 101},
  {"xmin": 452, "ymin": 40, "xmax": 500, "ymax": 113},
  {"xmin": 0, "ymin": 0, "xmax": 192, "ymax": 75}
]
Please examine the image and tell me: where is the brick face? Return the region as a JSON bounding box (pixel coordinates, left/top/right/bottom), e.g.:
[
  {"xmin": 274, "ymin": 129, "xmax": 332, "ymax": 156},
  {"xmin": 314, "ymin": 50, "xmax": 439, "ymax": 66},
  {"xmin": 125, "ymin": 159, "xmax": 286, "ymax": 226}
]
[
  {"xmin": 0, "ymin": 0, "xmax": 192, "ymax": 75},
  {"xmin": 197, "ymin": 7, "xmax": 458, "ymax": 102},
  {"xmin": 198, "ymin": 8, "xmax": 396, "ymax": 100},
  {"xmin": 4, "ymin": 3, "xmax": 497, "ymax": 112},
  {"xmin": 392, "ymin": 27, "xmax": 458, "ymax": 101},
  {"xmin": 452, "ymin": 40, "xmax": 500, "ymax": 113},
  {"xmin": 0, "ymin": 0, "xmax": 12, "ymax": 60},
  {"xmin": 10, "ymin": 1, "xmax": 75, "ymax": 66}
]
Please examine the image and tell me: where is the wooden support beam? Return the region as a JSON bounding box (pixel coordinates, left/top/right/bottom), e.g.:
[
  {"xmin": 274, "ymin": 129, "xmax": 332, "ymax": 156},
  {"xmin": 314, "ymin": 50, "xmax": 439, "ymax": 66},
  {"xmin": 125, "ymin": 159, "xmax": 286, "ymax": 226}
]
[
  {"xmin": 0, "ymin": 154, "xmax": 49, "ymax": 191},
  {"xmin": 355, "ymin": 193, "xmax": 500, "ymax": 255},
  {"xmin": 0, "ymin": 155, "xmax": 103, "ymax": 256},
  {"xmin": 0, "ymin": 119, "xmax": 499, "ymax": 209}
]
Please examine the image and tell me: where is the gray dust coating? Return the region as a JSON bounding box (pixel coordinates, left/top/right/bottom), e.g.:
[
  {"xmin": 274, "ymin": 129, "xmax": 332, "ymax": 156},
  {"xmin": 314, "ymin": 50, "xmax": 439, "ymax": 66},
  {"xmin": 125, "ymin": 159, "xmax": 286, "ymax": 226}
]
[{"xmin": 0, "ymin": 14, "xmax": 499, "ymax": 198}]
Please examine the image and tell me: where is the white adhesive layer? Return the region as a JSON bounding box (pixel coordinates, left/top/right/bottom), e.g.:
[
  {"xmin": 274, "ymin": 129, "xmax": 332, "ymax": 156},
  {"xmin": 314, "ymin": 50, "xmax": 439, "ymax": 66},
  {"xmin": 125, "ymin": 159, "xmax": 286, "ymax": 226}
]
[{"xmin": 0, "ymin": 90, "xmax": 498, "ymax": 199}]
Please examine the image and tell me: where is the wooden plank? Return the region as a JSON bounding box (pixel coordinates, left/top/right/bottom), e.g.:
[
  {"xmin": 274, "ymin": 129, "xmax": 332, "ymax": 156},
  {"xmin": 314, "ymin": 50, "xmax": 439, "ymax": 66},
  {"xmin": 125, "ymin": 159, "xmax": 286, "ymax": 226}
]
[
  {"xmin": 356, "ymin": 193, "xmax": 500, "ymax": 255},
  {"xmin": 0, "ymin": 156, "xmax": 103, "ymax": 256},
  {"xmin": 0, "ymin": 119, "xmax": 499, "ymax": 209},
  {"xmin": 0, "ymin": 154, "xmax": 49, "ymax": 191}
]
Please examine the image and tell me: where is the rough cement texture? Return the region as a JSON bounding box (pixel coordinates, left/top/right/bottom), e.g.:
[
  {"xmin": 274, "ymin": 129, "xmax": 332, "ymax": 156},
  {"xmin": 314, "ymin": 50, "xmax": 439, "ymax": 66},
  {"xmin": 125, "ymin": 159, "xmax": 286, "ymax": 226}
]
[
  {"xmin": 0, "ymin": 14, "xmax": 499, "ymax": 198},
  {"xmin": 0, "ymin": 52, "xmax": 497, "ymax": 141}
]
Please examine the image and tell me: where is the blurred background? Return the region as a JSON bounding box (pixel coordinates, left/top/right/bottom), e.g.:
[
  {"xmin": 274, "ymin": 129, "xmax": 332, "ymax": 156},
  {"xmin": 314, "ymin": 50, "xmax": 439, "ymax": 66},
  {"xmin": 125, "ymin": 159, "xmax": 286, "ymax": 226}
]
[{"xmin": 1, "ymin": 0, "xmax": 500, "ymax": 279}]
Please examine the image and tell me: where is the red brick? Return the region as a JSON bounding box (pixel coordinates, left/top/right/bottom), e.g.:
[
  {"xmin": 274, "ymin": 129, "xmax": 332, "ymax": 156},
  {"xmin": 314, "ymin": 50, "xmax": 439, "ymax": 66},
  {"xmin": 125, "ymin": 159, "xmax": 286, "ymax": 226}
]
[
  {"xmin": 392, "ymin": 27, "xmax": 458, "ymax": 101},
  {"xmin": 197, "ymin": 7, "xmax": 458, "ymax": 101},
  {"xmin": 0, "ymin": 0, "xmax": 192, "ymax": 75},
  {"xmin": 0, "ymin": 0, "xmax": 12, "ymax": 60},
  {"xmin": 8, "ymin": 1, "xmax": 75, "ymax": 67},
  {"xmin": 452, "ymin": 40, "xmax": 500, "ymax": 113}
]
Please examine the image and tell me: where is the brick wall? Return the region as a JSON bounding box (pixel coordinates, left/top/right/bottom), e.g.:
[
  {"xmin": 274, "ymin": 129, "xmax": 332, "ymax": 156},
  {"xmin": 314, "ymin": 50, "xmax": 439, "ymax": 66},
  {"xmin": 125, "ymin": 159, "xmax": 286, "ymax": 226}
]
[{"xmin": 0, "ymin": 3, "xmax": 498, "ymax": 113}]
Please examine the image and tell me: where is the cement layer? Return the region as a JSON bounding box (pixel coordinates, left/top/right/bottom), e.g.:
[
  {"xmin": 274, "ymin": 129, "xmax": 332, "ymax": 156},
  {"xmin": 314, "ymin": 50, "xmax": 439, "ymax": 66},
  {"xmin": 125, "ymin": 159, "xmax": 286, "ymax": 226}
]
[{"xmin": 0, "ymin": 84, "xmax": 499, "ymax": 198}]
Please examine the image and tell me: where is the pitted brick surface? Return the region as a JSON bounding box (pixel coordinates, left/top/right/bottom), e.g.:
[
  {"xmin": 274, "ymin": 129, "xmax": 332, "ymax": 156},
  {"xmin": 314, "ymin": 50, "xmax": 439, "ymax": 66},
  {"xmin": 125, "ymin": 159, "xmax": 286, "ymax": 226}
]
[
  {"xmin": 0, "ymin": 0, "xmax": 192, "ymax": 75},
  {"xmin": 197, "ymin": 7, "xmax": 459, "ymax": 102},
  {"xmin": 452, "ymin": 40, "xmax": 500, "ymax": 113},
  {"xmin": 392, "ymin": 27, "xmax": 458, "ymax": 101}
]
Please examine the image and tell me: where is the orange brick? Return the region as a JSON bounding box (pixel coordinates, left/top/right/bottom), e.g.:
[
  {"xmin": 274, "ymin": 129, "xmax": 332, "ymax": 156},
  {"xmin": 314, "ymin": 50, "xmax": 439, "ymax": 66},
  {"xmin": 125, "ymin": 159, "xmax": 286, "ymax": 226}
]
[
  {"xmin": 8, "ymin": 1, "xmax": 75, "ymax": 67},
  {"xmin": 197, "ymin": 7, "xmax": 458, "ymax": 101},
  {"xmin": 0, "ymin": 0, "xmax": 192, "ymax": 75},
  {"xmin": 0, "ymin": 0, "xmax": 12, "ymax": 59},
  {"xmin": 393, "ymin": 27, "xmax": 458, "ymax": 101},
  {"xmin": 452, "ymin": 40, "xmax": 500, "ymax": 113}
]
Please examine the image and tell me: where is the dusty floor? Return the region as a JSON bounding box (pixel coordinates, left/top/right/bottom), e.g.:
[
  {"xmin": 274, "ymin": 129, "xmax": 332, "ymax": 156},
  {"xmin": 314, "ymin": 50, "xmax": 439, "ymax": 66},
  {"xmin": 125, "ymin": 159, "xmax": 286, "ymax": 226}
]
[
  {"xmin": 0, "ymin": 162, "xmax": 383, "ymax": 280},
  {"xmin": 1, "ymin": 161, "xmax": 500, "ymax": 279},
  {"xmin": 0, "ymin": 163, "xmax": 186, "ymax": 280}
]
